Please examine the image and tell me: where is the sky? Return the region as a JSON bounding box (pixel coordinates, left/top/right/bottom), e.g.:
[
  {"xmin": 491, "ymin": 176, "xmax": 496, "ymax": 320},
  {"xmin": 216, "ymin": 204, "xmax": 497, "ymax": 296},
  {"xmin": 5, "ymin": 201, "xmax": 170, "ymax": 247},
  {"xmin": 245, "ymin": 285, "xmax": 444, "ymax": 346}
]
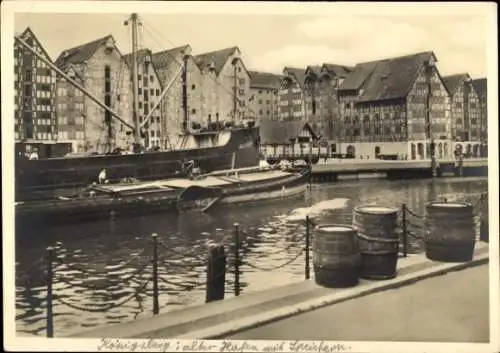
[{"xmin": 10, "ymin": 3, "xmax": 493, "ymax": 79}]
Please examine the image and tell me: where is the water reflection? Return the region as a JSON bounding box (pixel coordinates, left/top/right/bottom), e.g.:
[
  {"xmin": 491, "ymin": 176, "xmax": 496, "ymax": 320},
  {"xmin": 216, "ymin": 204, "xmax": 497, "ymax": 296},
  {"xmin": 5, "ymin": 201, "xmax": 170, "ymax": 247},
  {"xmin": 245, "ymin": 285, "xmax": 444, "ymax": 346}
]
[{"xmin": 15, "ymin": 177, "xmax": 488, "ymax": 336}]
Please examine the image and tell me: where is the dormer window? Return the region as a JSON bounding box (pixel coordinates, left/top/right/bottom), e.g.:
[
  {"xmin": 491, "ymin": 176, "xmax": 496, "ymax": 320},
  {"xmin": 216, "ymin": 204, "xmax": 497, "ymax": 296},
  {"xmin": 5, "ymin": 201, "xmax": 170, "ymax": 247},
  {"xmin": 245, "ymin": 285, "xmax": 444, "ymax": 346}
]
[{"xmin": 104, "ymin": 38, "xmax": 114, "ymax": 55}]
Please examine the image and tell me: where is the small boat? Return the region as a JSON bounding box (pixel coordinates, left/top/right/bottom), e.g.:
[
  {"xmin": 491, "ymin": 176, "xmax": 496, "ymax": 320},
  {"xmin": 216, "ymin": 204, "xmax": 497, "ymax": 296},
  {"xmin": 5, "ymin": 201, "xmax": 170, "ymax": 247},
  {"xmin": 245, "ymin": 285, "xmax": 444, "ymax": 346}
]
[{"xmin": 16, "ymin": 165, "xmax": 311, "ymax": 225}]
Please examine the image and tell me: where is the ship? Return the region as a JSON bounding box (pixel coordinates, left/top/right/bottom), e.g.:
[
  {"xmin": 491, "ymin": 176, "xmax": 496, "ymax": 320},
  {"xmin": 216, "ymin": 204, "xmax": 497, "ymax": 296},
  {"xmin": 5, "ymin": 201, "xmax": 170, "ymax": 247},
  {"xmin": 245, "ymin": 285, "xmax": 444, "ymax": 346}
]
[{"xmin": 14, "ymin": 14, "xmax": 261, "ymax": 202}]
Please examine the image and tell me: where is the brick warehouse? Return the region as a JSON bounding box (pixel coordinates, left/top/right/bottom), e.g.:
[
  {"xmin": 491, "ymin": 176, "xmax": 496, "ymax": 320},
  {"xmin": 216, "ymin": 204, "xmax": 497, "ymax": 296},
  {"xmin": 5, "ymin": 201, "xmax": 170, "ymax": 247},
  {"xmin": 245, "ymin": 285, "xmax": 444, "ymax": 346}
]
[
  {"xmin": 248, "ymin": 71, "xmax": 282, "ymax": 124},
  {"xmin": 193, "ymin": 46, "xmax": 251, "ymax": 127},
  {"xmin": 278, "ymin": 67, "xmax": 307, "ymax": 122},
  {"xmin": 13, "ymin": 27, "xmax": 488, "ymax": 159},
  {"xmin": 123, "ymin": 49, "xmax": 164, "ymax": 150},
  {"xmin": 335, "ymin": 51, "xmax": 453, "ymax": 161},
  {"xmin": 55, "ymin": 35, "xmax": 134, "ymax": 154},
  {"xmin": 443, "ymin": 73, "xmax": 484, "ymax": 157},
  {"xmin": 303, "ymin": 63, "xmax": 353, "ymax": 141},
  {"xmin": 14, "ymin": 28, "xmax": 59, "ymax": 158},
  {"xmin": 471, "ymin": 78, "xmax": 488, "ymax": 146}
]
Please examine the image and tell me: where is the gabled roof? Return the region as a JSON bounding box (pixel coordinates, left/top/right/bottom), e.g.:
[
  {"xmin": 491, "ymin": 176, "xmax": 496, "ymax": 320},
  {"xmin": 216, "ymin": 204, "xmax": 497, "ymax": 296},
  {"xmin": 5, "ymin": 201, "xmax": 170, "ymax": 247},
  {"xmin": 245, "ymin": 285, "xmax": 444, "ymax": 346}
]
[
  {"xmin": 248, "ymin": 71, "xmax": 283, "ymax": 90},
  {"xmin": 471, "ymin": 78, "xmax": 487, "ymax": 99},
  {"xmin": 54, "ymin": 34, "xmax": 115, "ymax": 70},
  {"xmin": 151, "ymin": 45, "xmax": 191, "ymax": 70},
  {"xmin": 16, "ymin": 27, "xmax": 54, "ymax": 63},
  {"xmin": 259, "ymin": 120, "xmax": 318, "ymax": 145},
  {"xmin": 321, "ymin": 63, "xmax": 353, "ymax": 78},
  {"xmin": 305, "ymin": 65, "xmax": 322, "ymax": 76},
  {"xmin": 442, "ymin": 73, "xmax": 471, "ymax": 96},
  {"xmin": 282, "ymin": 67, "xmax": 307, "ymax": 89},
  {"xmin": 193, "ymin": 46, "xmax": 240, "ymax": 75},
  {"xmin": 339, "ymin": 51, "xmax": 437, "ymax": 103}
]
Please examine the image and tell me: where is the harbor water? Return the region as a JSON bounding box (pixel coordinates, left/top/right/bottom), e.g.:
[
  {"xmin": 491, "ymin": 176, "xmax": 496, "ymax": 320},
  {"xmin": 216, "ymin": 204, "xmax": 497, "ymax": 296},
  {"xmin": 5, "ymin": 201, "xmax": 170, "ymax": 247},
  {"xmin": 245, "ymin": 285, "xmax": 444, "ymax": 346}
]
[{"xmin": 15, "ymin": 177, "xmax": 488, "ymax": 336}]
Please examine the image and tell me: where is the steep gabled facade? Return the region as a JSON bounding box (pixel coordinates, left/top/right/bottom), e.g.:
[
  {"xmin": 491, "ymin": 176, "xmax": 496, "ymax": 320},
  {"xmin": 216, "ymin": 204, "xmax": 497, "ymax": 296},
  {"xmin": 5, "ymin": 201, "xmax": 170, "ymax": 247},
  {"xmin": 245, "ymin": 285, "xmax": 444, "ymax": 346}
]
[
  {"xmin": 471, "ymin": 78, "xmax": 487, "ymax": 144},
  {"xmin": 194, "ymin": 46, "xmax": 251, "ymax": 127},
  {"xmin": 55, "ymin": 35, "xmax": 133, "ymax": 154},
  {"xmin": 302, "ymin": 63, "xmax": 353, "ymax": 140},
  {"xmin": 14, "ymin": 27, "xmax": 58, "ymax": 157},
  {"xmin": 152, "ymin": 45, "xmax": 204, "ymax": 143},
  {"xmin": 278, "ymin": 67, "xmax": 307, "ymax": 121},
  {"xmin": 123, "ymin": 49, "xmax": 164, "ymax": 149},
  {"xmin": 443, "ymin": 73, "xmax": 481, "ymax": 143}
]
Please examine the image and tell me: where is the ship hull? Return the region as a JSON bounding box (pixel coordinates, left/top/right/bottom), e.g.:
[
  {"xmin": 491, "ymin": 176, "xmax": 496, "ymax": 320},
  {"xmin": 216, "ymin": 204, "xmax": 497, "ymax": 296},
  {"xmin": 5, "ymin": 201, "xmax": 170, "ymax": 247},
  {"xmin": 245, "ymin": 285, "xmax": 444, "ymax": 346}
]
[
  {"xmin": 15, "ymin": 166, "xmax": 310, "ymax": 227},
  {"xmin": 15, "ymin": 126, "xmax": 260, "ymax": 201}
]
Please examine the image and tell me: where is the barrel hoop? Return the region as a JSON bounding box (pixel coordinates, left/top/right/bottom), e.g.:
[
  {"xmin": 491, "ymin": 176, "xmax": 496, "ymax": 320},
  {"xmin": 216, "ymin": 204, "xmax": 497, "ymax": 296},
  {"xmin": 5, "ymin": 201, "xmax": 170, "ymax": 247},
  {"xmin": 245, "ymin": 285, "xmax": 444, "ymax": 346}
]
[
  {"xmin": 360, "ymin": 250, "xmax": 398, "ymax": 255},
  {"xmin": 425, "ymin": 240, "xmax": 476, "ymax": 248},
  {"xmin": 357, "ymin": 232, "xmax": 399, "ymax": 244}
]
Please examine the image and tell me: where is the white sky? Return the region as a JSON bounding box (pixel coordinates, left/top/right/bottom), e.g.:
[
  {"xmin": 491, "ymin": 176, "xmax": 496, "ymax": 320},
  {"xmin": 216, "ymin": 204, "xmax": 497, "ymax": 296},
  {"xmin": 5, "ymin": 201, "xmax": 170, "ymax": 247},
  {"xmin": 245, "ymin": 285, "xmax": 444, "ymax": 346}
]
[{"xmin": 10, "ymin": 3, "xmax": 494, "ymax": 79}]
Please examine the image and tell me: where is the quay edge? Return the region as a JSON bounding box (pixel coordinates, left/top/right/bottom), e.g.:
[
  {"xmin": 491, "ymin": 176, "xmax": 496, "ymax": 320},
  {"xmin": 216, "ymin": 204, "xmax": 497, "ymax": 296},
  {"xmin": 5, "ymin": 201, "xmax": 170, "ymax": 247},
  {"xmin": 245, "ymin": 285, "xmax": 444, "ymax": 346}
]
[
  {"xmin": 309, "ymin": 158, "xmax": 488, "ymax": 183},
  {"xmin": 64, "ymin": 242, "xmax": 489, "ymax": 340}
]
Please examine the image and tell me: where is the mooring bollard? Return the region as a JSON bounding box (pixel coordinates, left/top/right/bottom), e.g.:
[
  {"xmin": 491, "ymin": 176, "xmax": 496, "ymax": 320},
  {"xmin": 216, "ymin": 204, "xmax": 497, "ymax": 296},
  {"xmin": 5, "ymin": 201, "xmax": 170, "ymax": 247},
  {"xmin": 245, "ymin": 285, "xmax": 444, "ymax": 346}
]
[
  {"xmin": 205, "ymin": 242, "xmax": 226, "ymax": 303},
  {"xmin": 46, "ymin": 246, "xmax": 54, "ymax": 338},
  {"xmin": 305, "ymin": 216, "xmax": 311, "ymax": 280},
  {"xmin": 233, "ymin": 223, "xmax": 240, "ymax": 297},
  {"xmin": 152, "ymin": 233, "xmax": 159, "ymax": 315},
  {"xmin": 402, "ymin": 204, "xmax": 408, "ymax": 258}
]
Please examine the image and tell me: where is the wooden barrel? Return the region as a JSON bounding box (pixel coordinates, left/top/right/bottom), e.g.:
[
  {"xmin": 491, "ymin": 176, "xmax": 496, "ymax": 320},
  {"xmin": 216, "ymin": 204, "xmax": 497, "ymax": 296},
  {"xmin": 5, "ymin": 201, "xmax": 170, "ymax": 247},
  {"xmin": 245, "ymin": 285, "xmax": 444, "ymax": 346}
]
[
  {"xmin": 425, "ymin": 201, "xmax": 475, "ymax": 262},
  {"xmin": 312, "ymin": 224, "xmax": 360, "ymax": 288},
  {"xmin": 352, "ymin": 205, "xmax": 400, "ymax": 280}
]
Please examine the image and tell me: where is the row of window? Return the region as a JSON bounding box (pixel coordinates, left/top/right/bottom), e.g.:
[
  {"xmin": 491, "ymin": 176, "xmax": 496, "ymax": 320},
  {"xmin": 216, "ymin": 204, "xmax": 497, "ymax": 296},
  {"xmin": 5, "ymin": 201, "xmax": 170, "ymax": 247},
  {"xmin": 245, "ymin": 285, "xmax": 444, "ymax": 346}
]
[
  {"xmin": 57, "ymin": 102, "xmax": 84, "ymax": 110},
  {"xmin": 58, "ymin": 131, "xmax": 85, "ymax": 140},
  {"xmin": 58, "ymin": 116, "xmax": 85, "ymax": 125},
  {"xmin": 57, "ymin": 87, "xmax": 84, "ymax": 97}
]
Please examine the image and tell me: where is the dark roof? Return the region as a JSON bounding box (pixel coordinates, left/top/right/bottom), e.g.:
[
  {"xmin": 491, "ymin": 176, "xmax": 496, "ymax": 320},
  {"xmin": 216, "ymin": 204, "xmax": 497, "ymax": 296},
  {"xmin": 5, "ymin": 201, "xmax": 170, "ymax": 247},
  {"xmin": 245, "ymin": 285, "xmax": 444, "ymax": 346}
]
[
  {"xmin": 471, "ymin": 78, "xmax": 487, "ymax": 99},
  {"xmin": 339, "ymin": 51, "xmax": 436, "ymax": 103},
  {"xmin": 151, "ymin": 45, "xmax": 190, "ymax": 70},
  {"xmin": 259, "ymin": 120, "xmax": 317, "ymax": 145},
  {"xmin": 306, "ymin": 65, "xmax": 322, "ymax": 76},
  {"xmin": 55, "ymin": 35, "xmax": 114, "ymax": 70},
  {"xmin": 17, "ymin": 27, "xmax": 54, "ymax": 62},
  {"xmin": 321, "ymin": 63, "xmax": 353, "ymax": 78},
  {"xmin": 249, "ymin": 71, "xmax": 283, "ymax": 90},
  {"xmin": 283, "ymin": 67, "xmax": 307, "ymax": 88},
  {"xmin": 194, "ymin": 46, "xmax": 239, "ymax": 75},
  {"xmin": 442, "ymin": 73, "xmax": 470, "ymax": 96}
]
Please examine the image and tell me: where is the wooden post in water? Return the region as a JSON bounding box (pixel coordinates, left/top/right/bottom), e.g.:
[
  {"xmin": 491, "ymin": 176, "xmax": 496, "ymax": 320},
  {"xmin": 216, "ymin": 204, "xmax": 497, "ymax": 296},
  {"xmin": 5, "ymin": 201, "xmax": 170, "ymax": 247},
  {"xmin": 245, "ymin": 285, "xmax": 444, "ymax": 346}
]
[
  {"xmin": 46, "ymin": 246, "xmax": 54, "ymax": 338},
  {"xmin": 205, "ymin": 242, "xmax": 226, "ymax": 303},
  {"xmin": 305, "ymin": 216, "xmax": 311, "ymax": 280},
  {"xmin": 233, "ymin": 223, "xmax": 241, "ymax": 297},
  {"xmin": 402, "ymin": 204, "xmax": 408, "ymax": 258},
  {"xmin": 152, "ymin": 233, "xmax": 159, "ymax": 315}
]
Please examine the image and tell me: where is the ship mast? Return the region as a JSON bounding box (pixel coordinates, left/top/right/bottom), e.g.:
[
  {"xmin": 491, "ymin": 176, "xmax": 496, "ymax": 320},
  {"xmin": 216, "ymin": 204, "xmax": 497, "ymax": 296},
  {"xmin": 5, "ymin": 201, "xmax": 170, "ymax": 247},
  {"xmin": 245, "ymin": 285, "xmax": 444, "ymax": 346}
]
[
  {"xmin": 182, "ymin": 54, "xmax": 189, "ymax": 133},
  {"xmin": 125, "ymin": 13, "xmax": 142, "ymax": 152}
]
